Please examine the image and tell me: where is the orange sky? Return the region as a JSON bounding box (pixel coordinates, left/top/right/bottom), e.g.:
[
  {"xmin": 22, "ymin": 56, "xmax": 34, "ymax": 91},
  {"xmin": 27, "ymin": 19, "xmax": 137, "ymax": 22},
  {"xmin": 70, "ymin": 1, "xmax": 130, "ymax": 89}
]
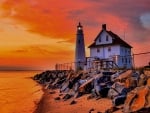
[{"xmin": 0, "ymin": 0, "xmax": 150, "ymax": 70}]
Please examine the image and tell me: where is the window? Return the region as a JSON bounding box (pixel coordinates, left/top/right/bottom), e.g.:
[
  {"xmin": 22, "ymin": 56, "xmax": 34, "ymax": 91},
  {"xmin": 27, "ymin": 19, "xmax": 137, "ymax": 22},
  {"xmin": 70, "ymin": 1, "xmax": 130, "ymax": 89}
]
[
  {"xmin": 108, "ymin": 47, "xmax": 111, "ymax": 52},
  {"xmin": 97, "ymin": 48, "xmax": 100, "ymax": 53},
  {"xmin": 128, "ymin": 50, "xmax": 130, "ymax": 54},
  {"xmin": 106, "ymin": 35, "xmax": 109, "ymax": 41},
  {"xmin": 125, "ymin": 58, "xmax": 127, "ymax": 63},
  {"xmin": 78, "ymin": 40, "xmax": 80, "ymax": 44},
  {"xmin": 129, "ymin": 58, "xmax": 131, "ymax": 64},
  {"xmin": 122, "ymin": 58, "xmax": 124, "ymax": 63},
  {"xmin": 125, "ymin": 49, "xmax": 127, "ymax": 53},
  {"xmin": 99, "ymin": 37, "xmax": 101, "ymax": 42}
]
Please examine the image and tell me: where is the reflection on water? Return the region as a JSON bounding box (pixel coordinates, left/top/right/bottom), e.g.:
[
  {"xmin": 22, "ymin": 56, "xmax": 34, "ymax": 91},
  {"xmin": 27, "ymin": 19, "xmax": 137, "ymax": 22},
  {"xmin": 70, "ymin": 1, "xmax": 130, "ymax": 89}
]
[{"xmin": 0, "ymin": 71, "xmax": 43, "ymax": 113}]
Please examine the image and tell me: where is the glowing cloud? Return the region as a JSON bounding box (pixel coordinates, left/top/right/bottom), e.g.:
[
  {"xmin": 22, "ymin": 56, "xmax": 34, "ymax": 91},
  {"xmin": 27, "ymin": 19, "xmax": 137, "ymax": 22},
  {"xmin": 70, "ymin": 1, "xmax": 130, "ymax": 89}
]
[
  {"xmin": 140, "ymin": 13, "xmax": 150, "ymax": 30},
  {"xmin": 0, "ymin": 0, "xmax": 150, "ymax": 69}
]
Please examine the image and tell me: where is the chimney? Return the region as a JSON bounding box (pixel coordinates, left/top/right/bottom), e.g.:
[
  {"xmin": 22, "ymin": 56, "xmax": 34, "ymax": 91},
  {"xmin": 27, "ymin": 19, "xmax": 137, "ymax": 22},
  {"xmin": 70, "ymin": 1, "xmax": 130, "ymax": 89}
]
[{"xmin": 102, "ymin": 24, "xmax": 106, "ymax": 30}]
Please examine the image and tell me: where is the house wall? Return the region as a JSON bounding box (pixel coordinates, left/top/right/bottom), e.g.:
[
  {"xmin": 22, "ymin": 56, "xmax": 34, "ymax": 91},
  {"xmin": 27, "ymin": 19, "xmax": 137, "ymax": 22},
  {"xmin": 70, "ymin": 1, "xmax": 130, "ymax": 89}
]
[
  {"xmin": 90, "ymin": 45, "xmax": 133, "ymax": 69},
  {"xmin": 90, "ymin": 45, "xmax": 120, "ymax": 59},
  {"xmin": 90, "ymin": 45, "xmax": 120, "ymax": 68},
  {"xmin": 89, "ymin": 29, "xmax": 132, "ymax": 69},
  {"xmin": 118, "ymin": 46, "xmax": 132, "ymax": 69},
  {"xmin": 95, "ymin": 31, "xmax": 113, "ymax": 45}
]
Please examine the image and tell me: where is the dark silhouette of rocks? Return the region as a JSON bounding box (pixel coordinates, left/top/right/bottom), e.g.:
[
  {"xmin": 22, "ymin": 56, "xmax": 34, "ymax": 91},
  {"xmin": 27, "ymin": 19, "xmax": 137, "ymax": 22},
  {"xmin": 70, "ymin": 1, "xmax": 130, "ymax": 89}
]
[{"xmin": 33, "ymin": 68, "xmax": 150, "ymax": 113}]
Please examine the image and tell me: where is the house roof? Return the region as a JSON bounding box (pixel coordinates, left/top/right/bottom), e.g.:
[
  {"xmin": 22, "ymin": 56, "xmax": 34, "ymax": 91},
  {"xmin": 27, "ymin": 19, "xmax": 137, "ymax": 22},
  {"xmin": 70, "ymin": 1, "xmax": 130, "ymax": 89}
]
[{"xmin": 88, "ymin": 30, "xmax": 132, "ymax": 48}]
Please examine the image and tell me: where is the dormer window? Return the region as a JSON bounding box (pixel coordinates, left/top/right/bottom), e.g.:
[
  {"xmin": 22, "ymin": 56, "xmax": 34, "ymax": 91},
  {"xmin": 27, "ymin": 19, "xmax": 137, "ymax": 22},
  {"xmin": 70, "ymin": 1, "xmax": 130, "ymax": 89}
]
[
  {"xmin": 99, "ymin": 37, "xmax": 101, "ymax": 42},
  {"xmin": 106, "ymin": 35, "xmax": 109, "ymax": 41}
]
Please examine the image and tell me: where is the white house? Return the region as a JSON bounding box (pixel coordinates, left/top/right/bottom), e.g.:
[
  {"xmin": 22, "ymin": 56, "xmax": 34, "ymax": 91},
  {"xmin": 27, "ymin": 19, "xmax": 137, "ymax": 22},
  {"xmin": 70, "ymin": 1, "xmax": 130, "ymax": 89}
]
[{"xmin": 88, "ymin": 24, "xmax": 133, "ymax": 69}]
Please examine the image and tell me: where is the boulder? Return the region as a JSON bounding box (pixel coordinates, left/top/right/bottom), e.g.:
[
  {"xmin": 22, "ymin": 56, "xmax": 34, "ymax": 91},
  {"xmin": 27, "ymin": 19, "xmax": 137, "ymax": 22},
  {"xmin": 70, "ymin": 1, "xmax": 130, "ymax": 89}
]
[
  {"xmin": 108, "ymin": 82, "xmax": 127, "ymax": 99},
  {"xmin": 123, "ymin": 86, "xmax": 150, "ymax": 113},
  {"xmin": 79, "ymin": 78, "xmax": 94, "ymax": 93},
  {"xmin": 138, "ymin": 74, "xmax": 147, "ymax": 87},
  {"xmin": 112, "ymin": 95, "xmax": 126, "ymax": 106}
]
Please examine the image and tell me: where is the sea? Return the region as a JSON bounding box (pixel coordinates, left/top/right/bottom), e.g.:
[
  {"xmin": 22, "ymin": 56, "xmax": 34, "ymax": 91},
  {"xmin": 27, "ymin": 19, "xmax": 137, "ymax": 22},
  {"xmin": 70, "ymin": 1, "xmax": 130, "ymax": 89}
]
[{"xmin": 0, "ymin": 71, "xmax": 43, "ymax": 113}]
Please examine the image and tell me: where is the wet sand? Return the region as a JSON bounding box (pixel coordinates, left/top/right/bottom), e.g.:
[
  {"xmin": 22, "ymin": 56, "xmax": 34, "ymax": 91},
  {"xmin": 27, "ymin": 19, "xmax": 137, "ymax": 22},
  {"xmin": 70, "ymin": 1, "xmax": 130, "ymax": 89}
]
[
  {"xmin": 34, "ymin": 88, "xmax": 50, "ymax": 113},
  {"xmin": 34, "ymin": 87, "xmax": 122, "ymax": 113},
  {"xmin": 0, "ymin": 71, "xmax": 43, "ymax": 113}
]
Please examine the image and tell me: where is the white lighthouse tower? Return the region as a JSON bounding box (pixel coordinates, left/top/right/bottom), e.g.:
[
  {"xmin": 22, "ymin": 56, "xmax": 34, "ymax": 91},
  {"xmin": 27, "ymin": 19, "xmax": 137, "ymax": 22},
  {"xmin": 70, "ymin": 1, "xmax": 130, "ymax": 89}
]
[{"xmin": 75, "ymin": 22, "xmax": 86, "ymax": 71}]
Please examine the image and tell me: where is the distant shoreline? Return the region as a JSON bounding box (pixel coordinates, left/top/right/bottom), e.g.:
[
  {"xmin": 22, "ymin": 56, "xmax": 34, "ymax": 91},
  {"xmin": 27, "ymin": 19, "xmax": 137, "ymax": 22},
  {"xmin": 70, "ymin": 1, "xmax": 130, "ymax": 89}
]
[{"xmin": 0, "ymin": 70, "xmax": 44, "ymax": 72}]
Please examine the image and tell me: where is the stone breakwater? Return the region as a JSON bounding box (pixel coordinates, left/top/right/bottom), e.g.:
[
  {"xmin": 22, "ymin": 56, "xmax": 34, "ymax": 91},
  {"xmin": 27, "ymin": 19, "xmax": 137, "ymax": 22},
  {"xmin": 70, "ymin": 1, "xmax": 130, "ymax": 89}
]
[{"xmin": 33, "ymin": 69, "xmax": 150, "ymax": 113}]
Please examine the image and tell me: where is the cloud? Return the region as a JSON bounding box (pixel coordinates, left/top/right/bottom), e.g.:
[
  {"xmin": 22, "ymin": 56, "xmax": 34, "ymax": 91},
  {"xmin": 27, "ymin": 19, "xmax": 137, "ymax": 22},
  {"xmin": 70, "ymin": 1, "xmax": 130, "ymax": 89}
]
[
  {"xmin": 61, "ymin": 0, "xmax": 148, "ymax": 45},
  {"xmin": 10, "ymin": 8, "xmax": 17, "ymax": 16},
  {"xmin": 12, "ymin": 44, "xmax": 74, "ymax": 60},
  {"xmin": 14, "ymin": 49, "xmax": 28, "ymax": 53},
  {"xmin": 1, "ymin": 0, "xmax": 75, "ymax": 41},
  {"xmin": 1, "ymin": 0, "xmax": 150, "ymax": 69},
  {"xmin": 26, "ymin": 0, "xmax": 38, "ymax": 7},
  {"xmin": 0, "ymin": 0, "xmax": 7, "ymax": 3},
  {"xmin": 140, "ymin": 13, "xmax": 150, "ymax": 30},
  {"xmin": 2, "ymin": 0, "xmax": 150, "ymax": 44},
  {"xmin": 56, "ymin": 40, "xmax": 70, "ymax": 44},
  {"xmin": 67, "ymin": 10, "xmax": 84, "ymax": 19}
]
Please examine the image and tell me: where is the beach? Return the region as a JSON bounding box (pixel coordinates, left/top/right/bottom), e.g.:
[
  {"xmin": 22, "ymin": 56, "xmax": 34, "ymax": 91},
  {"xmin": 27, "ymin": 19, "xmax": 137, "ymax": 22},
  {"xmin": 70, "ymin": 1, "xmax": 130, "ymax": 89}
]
[
  {"xmin": 34, "ymin": 88, "xmax": 122, "ymax": 113},
  {"xmin": 2, "ymin": 70, "xmax": 149, "ymax": 113},
  {"xmin": 32, "ymin": 70, "xmax": 123, "ymax": 113},
  {"xmin": 0, "ymin": 71, "xmax": 43, "ymax": 113}
]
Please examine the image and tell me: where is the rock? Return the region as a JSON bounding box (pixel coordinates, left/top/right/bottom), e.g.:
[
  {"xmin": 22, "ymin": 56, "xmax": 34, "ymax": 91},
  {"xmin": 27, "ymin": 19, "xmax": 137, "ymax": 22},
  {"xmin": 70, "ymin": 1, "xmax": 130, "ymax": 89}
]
[
  {"xmin": 105, "ymin": 106, "xmax": 120, "ymax": 113},
  {"xmin": 74, "ymin": 92, "xmax": 83, "ymax": 98},
  {"xmin": 111, "ymin": 72, "xmax": 121, "ymax": 81},
  {"xmin": 62, "ymin": 94, "xmax": 72, "ymax": 101},
  {"xmin": 92, "ymin": 74, "xmax": 112, "ymax": 98},
  {"xmin": 99, "ymin": 87, "xmax": 110, "ymax": 98},
  {"xmin": 79, "ymin": 78, "xmax": 94, "ymax": 92},
  {"xmin": 54, "ymin": 97, "xmax": 61, "ymax": 100},
  {"xmin": 60, "ymin": 81, "xmax": 70, "ymax": 92},
  {"xmin": 89, "ymin": 108, "xmax": 94, "ymax": 113},
  {"xmin": 138, "ymin": 74, "xmax": 147, "ymax": 86},
  {"xmin": 70, "ymin": 100, "xmax": 77, "ymax": 105},
  {"xmin": 97, "ymin": 112, "xmax": 102, "ymax": 113},
  {"xmin": 49, "ymin": 91, "xmax": 55, "ymax": 94},
  {"xmin": 34, "ymin": 69, "xmax": 150, "ymax": 113},
  {"xmin": 108, "ymin": 82, "xmax": 127, "ymax": 99},
  {"xmin": 87, "ymin": 94, "xmax": 95, "ymax": 100},
  {"xmin": 123, "ymin": 86, "xmax": 150, "ymax": 113},
  {"xmin": 116, "ymin": 70, "xmax": 132, "ymax": 80},
  {"xmin": 112, "ymin": 95, "xmax": 126, "ymax": 106},
  {"xmin": 59, "ymin": 93, "xmax": 63, "ymax": 96},
  {"xmin": 95, "ymin": 96, "xmax": 101, "ymax": 100},
  {"xmin": 135, "ymin": 107, "xmax": 150, "ymax": 113},
  {"xmin": 73, "ymin": 82, "xmax": 80, "ymax": 92}
]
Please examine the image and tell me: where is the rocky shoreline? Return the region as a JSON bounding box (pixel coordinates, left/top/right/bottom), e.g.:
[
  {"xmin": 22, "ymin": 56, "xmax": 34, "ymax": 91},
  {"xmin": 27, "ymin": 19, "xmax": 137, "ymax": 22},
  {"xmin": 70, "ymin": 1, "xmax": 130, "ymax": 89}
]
[{"xmin": 33, "ymin": 69, "xmax": 150, "ymax": 113}]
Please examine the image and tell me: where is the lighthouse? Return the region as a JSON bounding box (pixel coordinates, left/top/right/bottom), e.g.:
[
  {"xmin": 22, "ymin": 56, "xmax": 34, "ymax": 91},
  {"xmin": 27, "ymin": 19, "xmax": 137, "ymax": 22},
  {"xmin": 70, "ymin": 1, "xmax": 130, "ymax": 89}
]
[{"xmin": 75, "ymin": 22, "xmax": 86, "ymax": 71}]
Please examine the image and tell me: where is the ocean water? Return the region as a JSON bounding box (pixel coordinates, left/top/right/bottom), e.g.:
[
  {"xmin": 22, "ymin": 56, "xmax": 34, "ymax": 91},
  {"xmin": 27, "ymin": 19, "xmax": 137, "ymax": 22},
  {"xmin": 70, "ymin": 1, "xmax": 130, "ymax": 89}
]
[{"xmin": 0, "ymin": 71, "xmax": 43, "ymax": 113}]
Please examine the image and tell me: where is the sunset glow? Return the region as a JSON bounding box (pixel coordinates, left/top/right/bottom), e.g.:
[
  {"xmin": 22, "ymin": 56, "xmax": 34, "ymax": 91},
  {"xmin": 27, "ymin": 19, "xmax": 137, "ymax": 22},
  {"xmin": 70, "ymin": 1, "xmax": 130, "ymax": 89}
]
[{"xmin": 0, "ymin": 0, "xmax": 150, "ymax": 70}]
